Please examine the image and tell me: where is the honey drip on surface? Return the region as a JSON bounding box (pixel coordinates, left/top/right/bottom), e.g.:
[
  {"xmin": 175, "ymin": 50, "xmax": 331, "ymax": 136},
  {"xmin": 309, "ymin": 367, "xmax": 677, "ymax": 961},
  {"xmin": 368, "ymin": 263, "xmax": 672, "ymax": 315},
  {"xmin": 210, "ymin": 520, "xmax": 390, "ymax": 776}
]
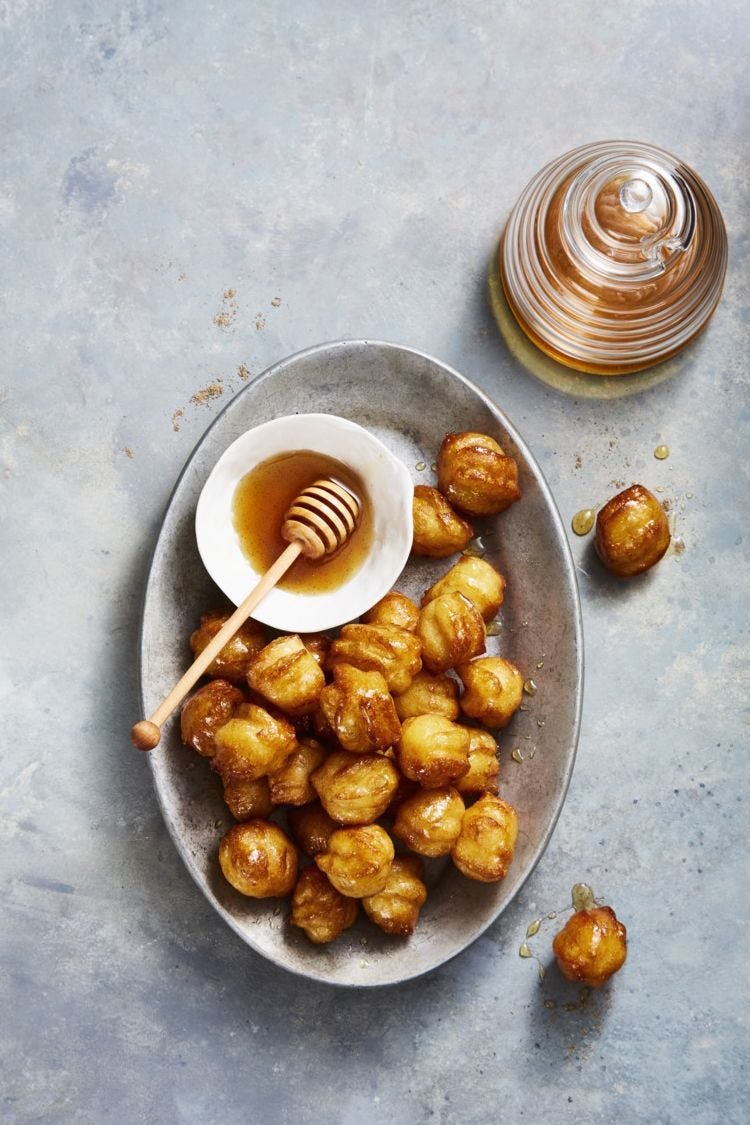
[
  {"xmin": 523, "ymin": 679, "xmax": 537, "ymax": 696},
  {"xmin": 654, "ymin": 444, "xmax": 670, "ymax": 460},
  {"xmin": 571, "ymin": 508, "xmax": 596, "ymax": 536},
  {"xmin": 571, "ymin": 883, "xmax": 596, "ymax": 912}
]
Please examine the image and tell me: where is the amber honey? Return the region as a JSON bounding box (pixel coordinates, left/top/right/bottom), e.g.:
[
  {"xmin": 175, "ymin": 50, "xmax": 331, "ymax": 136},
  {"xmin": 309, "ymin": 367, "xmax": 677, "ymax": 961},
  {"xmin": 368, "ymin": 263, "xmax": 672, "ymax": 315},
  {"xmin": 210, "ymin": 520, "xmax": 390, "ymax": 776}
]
[{"xmin": 232, "ymin": 450, "xmax": 372, "ymax": 595}]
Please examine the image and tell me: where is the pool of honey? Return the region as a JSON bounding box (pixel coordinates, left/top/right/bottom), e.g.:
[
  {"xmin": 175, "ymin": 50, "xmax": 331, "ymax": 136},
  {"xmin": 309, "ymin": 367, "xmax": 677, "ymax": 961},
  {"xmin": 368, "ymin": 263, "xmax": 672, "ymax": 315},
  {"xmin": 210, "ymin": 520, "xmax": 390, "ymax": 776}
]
[{"xmin": 232, "ymin": 450, "xmax": 372, "ymax": 595}]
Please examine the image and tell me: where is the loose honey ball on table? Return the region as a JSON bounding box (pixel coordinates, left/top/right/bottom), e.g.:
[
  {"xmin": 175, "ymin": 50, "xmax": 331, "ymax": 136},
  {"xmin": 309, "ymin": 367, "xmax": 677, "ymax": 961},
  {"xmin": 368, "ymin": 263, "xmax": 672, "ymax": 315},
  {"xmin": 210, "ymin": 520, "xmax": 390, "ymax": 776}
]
[
  {"xmin": 311, "ymin": 750, "xmax": 400, "ymax": 825},
  {"xmin": 222, "ymin": 776, "xmax": 273, "ymax": 821},
  {"xmin": 267, "ymin": 737, "xmax": 328, "ymax": 806},
  {"xmin": 437, "ymin": 432, "xmax": 521, "ymax": 516},
  {"xmin": 289, "ymin": 867, "xmax": 358, "ymax": 944},
  {"xmin": 287, "ymin": 801, "xmax": 338, "ymax": 857},
  {"xmin": 422, "ymin": 556, "xmax": 506, "ymax": 622},
  {"xmin": 595, "ymin": 484, "xmax": 671, "ymax": 577},
  {"xmin": 219, "ymin": 820, "xmax": 298, "ymax": 897},
  {"xmin": 361, "ymin": 591, "xmax": 420, "ymax": 633},
  {"xmin": 316, "ymin": 824, "xmax": 395, "ymax": 898},
  {"xmin": 397, "ymin": 714, "xmax": 470, "ymax": 788},
  {"xmin": 451, "ymin": 794, "xmax": 518, "ymax": 882},
  {"xmin": 457, "ymin": 656, "xmax": 524, "ymax": 728},
  {"xmin": 319, "ymin": 664, "xmax": 401, "ymax": 754},
  {"xmin": 190, "ymin": 611, "xmax": 266, "ymax": 683},
  {"xmin": 246, "ymin": 634, "xmax": 325, "ymax": 717},
  {"xmin": 552, "ymin": 906, "xmax": 628, "ymax": 987},
  {"xmin": 411, "ymin": 485, "xmax": 474, "ymax": 557},
  {"xmin": 180, "ymin": 679, "xmax": 246, "ymax": 757},
  {"xmin": 417, "ymin": 591, "xmax": 486, "ymax": 674},
  {"xmin": 455, "ymin": 728, "xmax": 500, "ymax": 795},
  {"xmin": 362, "ymin": 856, "xmax": 428, "ymax": 936},
  {"xmin": 328, "ymin": 623, "xmax": 422, "ymax": 694},
  {"xmin": 393, "ymin": 669, "xmax": 460, "ymax": 722},
  {"xmin": 212, "ymin": 703, "xmax": 297, "ymax": 782},
  {"xmin": 392, "ymin": 786, "xmax": 466, "ymax": 857}
]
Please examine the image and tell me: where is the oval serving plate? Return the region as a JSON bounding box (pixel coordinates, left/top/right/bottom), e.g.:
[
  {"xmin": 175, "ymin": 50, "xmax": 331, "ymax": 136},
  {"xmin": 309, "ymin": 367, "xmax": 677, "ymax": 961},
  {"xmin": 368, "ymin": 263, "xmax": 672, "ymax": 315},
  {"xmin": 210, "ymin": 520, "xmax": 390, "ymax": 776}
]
[{"xmin": 139, "ymin": 339, "xmax": 583, "ymax": 987}]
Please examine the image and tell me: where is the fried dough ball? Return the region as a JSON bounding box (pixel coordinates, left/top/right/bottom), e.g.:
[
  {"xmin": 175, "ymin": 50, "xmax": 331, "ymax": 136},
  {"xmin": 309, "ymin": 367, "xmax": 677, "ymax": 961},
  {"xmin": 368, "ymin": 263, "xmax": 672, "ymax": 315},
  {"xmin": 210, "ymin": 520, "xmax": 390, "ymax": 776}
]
[
  {"xmin": 552, "ymin": 906, "xmax": 628, "ymax": 987},
  {"xmin": 289, "ymin": 867, "xmax": 358, "ymax": 944},
  {"xmin": 316, "ymin": 824, "xmax": 395, "ymax": 897},
  {"xmin": 268, "ymin": 738, "xmax": 328, "ymax": 806},
  {"xmin": 422, "ymin": 556, "xmax": 506, "ymax": 622},
  {"xmin": 437, "ymin": 432, "xmax": 521, "ymax": 516},
  {"xmin": 190, "ymin": 611, "xmax": 266, "ymax": 683},
  {"xmin": 457, "ymin": 656, "xmax": 524, "ymax": 728},
  {"xmin": 298, "ymin": 632, "xmax": 331, "ymax": 668},
  {"xmin": 180, "ymin": 679, "xmax": 246, "ymax": 757},
  {"xmin": 362, "ymin": 857, "xmax": 427, "ymax": 936},
  {"xmin": 222, "ymin": 776, "xmax": 273, "ymax": 821},
  {"xmin": 393, "ymin": 670, "xmax": 460, "ymax": 722},
  {"xmin": 595, "ymin": 484, "xmax": 671, "ymax": 577},
  {"xmin": 212, "ymin": 703, "xmax": 297, "ymax": 782},
  {"xmin": 392, "ymin": 786, "xmax": 465, "ymax": 857},
  {"xmin": 412, "ymin": 485, "xmax": 474, "ymax": 557},
  {"xmin": 455, "ymin": 728, "xmax": 500, "ymax": 795},
  {"xmin": 219, "ymin": 820, "xmax": 298, "ymax": 897},
  {"xmin": 362, "ymin": 592, "xmax": 420, "ymax": 633},
  {"xmin": 417, "ymin": 592, "xmax": 486, "ymax": 674},
  {"xmin": 451, "ymin": 794, "xmax": 518, "ymax": 882},
  {"xmin": 319, "ymin": 664, "xmax": 401, "ymax": 754},
  {"xmin": 247, "ymin": 634, "xmax": 325, "ymax": 717},
  {"xmin": 287, "ymin": 801, "xmax": 338, "ymax": 857},
  {"xmin": 328, "ymin": 624, "xmax": 422, "ymax": 694},
  {"xmin": 312, "ymin": 750, "xmax": 400, "ymax": 825},
  {"xmin": 397, "ymin": 714, "xmax": 470, "ymax": 788}
]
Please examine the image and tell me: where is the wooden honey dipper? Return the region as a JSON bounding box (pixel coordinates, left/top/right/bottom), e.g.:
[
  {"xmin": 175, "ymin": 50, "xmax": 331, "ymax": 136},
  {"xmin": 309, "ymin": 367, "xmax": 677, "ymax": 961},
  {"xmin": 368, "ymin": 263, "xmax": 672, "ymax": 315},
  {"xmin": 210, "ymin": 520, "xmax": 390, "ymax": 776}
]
[{"xmin": 131, "ymin": 477, "xmax": 361, "ymax": 750}]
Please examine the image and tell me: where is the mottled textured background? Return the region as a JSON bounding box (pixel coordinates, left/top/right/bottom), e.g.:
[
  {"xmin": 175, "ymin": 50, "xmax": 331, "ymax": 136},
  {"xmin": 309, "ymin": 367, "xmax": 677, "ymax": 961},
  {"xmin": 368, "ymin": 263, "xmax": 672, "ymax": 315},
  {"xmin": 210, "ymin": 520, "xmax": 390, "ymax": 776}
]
[{"xmin": 2, "ymin": 1, "xmax": 748, "ymax": 1122}]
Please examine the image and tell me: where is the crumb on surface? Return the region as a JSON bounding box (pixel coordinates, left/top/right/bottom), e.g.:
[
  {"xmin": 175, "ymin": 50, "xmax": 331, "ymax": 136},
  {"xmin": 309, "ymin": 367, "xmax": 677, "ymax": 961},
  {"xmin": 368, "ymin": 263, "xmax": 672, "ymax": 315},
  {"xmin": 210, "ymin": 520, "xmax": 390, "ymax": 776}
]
[
  {"xmin": 191, "ymin": 382, "xmax": 224, "ymax": 406},
  {"xmin": 238, "ymin": 363, "xmax": 251, "ymax": 381},
  {"xmin": 271, "ymin": 296, "xmax": 281, "ymax": 307},
  {"xmin": 124, "ymin": 446, "xmax": 134, "ymax": 459},
  {"xmin": 255, "ymin": 313, "xmax": 266, "ymax": 330},
  {"xmin": 172, "ymin": 408, "xmax": 184, "ymax": 431},
  {"xmin": 574, "ymin": 454, "xmax": 582, "ymax": 469},
  {"xmin": 213, "ymin": 288, "xmax": 238, "ymax": 329}
]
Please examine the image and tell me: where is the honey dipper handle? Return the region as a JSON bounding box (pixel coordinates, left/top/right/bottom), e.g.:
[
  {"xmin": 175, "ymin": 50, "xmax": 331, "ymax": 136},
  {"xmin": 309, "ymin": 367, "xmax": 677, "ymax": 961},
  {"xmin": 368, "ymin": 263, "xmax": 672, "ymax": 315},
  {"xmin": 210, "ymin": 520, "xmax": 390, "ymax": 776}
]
[{"xmin": 131, "ymin": 541, "xmax": 303, "ymax": 751}]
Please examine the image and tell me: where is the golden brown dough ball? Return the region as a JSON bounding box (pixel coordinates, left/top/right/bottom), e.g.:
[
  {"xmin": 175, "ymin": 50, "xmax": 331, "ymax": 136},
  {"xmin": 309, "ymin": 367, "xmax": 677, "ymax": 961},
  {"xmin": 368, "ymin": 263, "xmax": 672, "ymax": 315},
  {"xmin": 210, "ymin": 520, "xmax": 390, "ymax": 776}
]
[
  {"xmin": 412, "ymin": 485, "xmax": 474, "ymax": 557},
  {"xmin": 422, "ymin": 556, "xmax": 506, "ymax": 622},
  {"xmin": 316, "ymin": 824, "xmax": 395, "ymax": 897},
  {"xmin": 287, "ymin": 801, "xmax": 338, "ymax": 857},
  {"xmin": 267, "ymin": 738, "xmax": 328, "ymax": 806},
  {"xmin": 457, "ymin": 657, "xmax": 524, "ymax": 728},
  {"xmin": 397, "ymin": 714, "xmax": 470, "ymax": 788},
  {"xmin": 451, "ymin": 794, "xmax": 518, "ymax": 882},
  {"xmin": 362, "ymin": 592, "xmax": 420, "ymax": 633},
  {"xmin": 595, "ymin": 484, "xmax": 671, "ymax": 577},
  {"xmin": 289, "ymin": 867, "xmax": 358, "ymax": 944},
  {"xmin": 328, "ymin": 624, "xmax": 422, "ymax": 694},
  {"xmin": 362, "ymin": 856, "xmax": 427, "ymax": 936},
  {"xmin": 311, "ymin": 750, "xmax": 400, "ymax": 825},
  {"xmin": 455, "ymin": 728, "xmax": 500, "ymax": 795},
  {"xmin": 319, "ymin": 664, "xmax": 400, "ymax": 754},
  {"xmin": 393, "ymin": 670, "xmax": 460, "ymax": 722},
  {"xmin": 437, "ymin": 432, "xmax": 521, "ymax": 516},
  {"xmin": 417, "ymin": 592, "xmax": 486, "ymax": 674},
  {"xmin": 222, "ymin": 776, "xmax": 273, "ymax": 821},
  {"xmin": 212, "ymin": 703, "xmax": 298, "ymax": 782},
  {"xmin": 180, "ymin": 679, "xmax": 246, "ymax": 757},
  {"xmin": 218, "ymin": 820, "xmax": 298, "ymax": 897},
  {"xmin": 190, "ymin": 611, "xmax": 266, "ymax": 683},
  {"xmin": 298, "ymin": 632, "xmax": 331, "ymax": 667},
  {"xmin": 552, "ymin": 906, "xmax": 628, "ymax": 987},
  {"xmin": 392, "ymin": 786, "xmax": 465, "ymax": 856},
  {"xmin": 247, "ymin": 634, "xmax": 325, "ymax": 717}
]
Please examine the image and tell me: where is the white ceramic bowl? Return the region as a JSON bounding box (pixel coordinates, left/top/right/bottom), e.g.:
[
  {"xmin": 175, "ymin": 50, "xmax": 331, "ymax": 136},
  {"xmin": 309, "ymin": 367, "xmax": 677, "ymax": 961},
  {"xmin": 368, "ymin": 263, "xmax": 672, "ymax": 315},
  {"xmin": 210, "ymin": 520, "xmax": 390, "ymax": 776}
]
[{"xmin": 195, "ymin": 413, "xmax": 413, "ymax": 632}]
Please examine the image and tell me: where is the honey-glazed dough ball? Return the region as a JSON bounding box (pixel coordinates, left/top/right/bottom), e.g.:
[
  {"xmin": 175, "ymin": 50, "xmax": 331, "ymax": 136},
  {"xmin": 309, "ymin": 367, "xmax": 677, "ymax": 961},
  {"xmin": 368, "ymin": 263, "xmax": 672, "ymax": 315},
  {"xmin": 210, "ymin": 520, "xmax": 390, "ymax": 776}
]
[
  {"xmin": 316, "ymin": 824, "xmax": 395, "ymax": 897},
  {"xmin": 298, "ymin": 632, "xmax": 331, "ymax": 668},
  {"xmin": 311, "ymin": 750, "xmax": 400, "ymax": 825},
  {"xmin": 422, "ymin": 556, "xmax": 506, "ymax": 622},
  {"xmin": 212, "ymin": 703, "xmax": 298, "ymax": 782},
  {"xmin": 247, "ymin": 634, "xmax": 325, "ymax": 717},
  {"xmin": 190, "ymin": 611, "xmax": 266, "ymax": 683},
  {"xmin": 595, "ymin": 484, "xmax": 671, "ymax": 577},
  {"xmin": 417, "ymin": 592, "xmax": 486, "ymax": 674},
  {"xmin": 362, "ymin": 856, "xmax": 428, "ymax": 936},
  {"xmin": 437, "ymin": 431, "xmax": 521, "ymax": 516},
  {"xmin": 319, "ymin": 664, "xmax": 401, "ymax": 754},
  {"xmin": 451, "ymin": 794, "xmax": 518, "ymax": 882},
  {"xmin": 393, "ymin": 669, "xmax": 460, "ymax": 722},
  {"xmin": 180, "ymin": 679, "xmax": 246, "ymax": 757},
  {"xmin": 552, "ymin": 906, "xmax": 628, "ymax": 987},
  {"xmin": 268, "ymin": 737, "xmax": 328, "ymax": 806},
  {"xmin": 218, "ymin": 820, "xmax": 298, "ymax": 897},
  {"xmin": 455, "ymin": 728, "xmax": 500, "ymax": 796},
  {"xmin": 397, "ymin": 714, "xmax": 470, "ymax": 788},
  {"xmin": 412, "ymin": 485, "xmax": 474, "ymax": 557},
  {"xmin": 328, "ymin": 623, "xmax": 422, "ymax": 694},
  {"xmin": 289, "ymin": 867, "xmax": 358, "ymax": 944},
  {"xmin": 287, "ymin": 801, "xmax": 338, "ymax": 857},
  {"xmin": 457, "ymin": 656, "xmax": 524, "ymax": 728},
  {"xmin": 362, "ymin": 592, "xmax": 420, "ymax": 633},
  {"xmin": 222, "ymin": 776, "xmax": 273, "ymax": 821},
  {"xmin": 392, "ymin": 786, "xmax": 465, "ymax": 857}
]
